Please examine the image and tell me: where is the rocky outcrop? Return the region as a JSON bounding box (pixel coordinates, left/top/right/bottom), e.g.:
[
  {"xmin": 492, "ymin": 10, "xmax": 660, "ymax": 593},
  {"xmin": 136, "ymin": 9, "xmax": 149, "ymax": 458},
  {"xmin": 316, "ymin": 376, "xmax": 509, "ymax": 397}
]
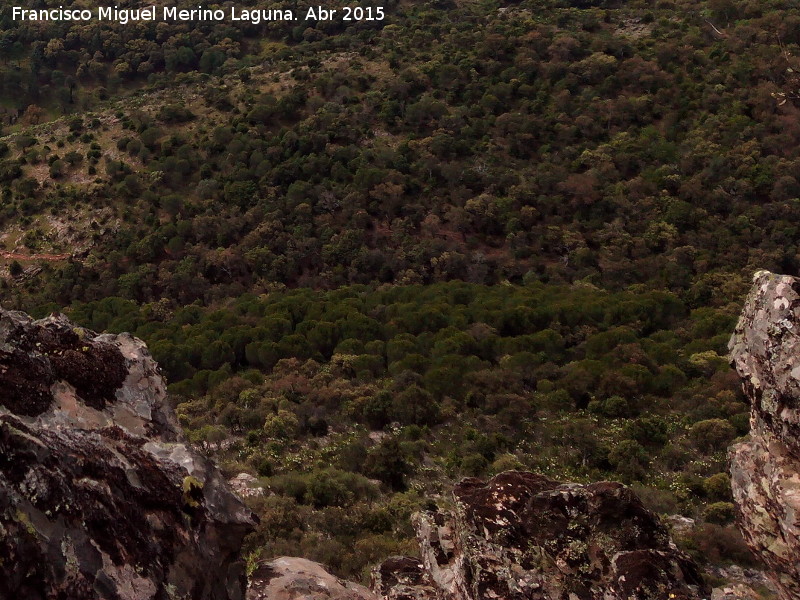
[
  {"xmin": 376, "ymin": 471, "xmax": 708, "ymax": 600},
  {"xmin": 247, "ymin": 472, "xmax": 709, "ymax": 600},
  {"xmin": 0, "ymin": 310, "xmax": 256, "ymax": 600},
  {"xmin": 729, "ymin": 270, "xmax": 800, "ymax": 600},
  {"xmin": 248, "ymin": 557, "xmax": 377, "ymax": 600},
  {"xmin": 371, "ymin": 556, "xmax": 436, "ymax": 600}
]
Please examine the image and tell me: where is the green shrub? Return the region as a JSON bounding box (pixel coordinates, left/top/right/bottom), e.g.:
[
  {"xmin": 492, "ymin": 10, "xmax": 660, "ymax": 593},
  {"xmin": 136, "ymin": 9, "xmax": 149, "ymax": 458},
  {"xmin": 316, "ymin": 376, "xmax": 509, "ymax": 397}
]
[{"xmin": 704, "ymin": 502, "xmax": 736, "ymax": 525}]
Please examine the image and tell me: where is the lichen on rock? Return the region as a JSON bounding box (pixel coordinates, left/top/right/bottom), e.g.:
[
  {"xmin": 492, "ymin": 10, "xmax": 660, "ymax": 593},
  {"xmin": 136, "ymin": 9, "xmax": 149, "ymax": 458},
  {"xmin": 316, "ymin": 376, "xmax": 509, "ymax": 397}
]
[
  {"xmin": 0, "ymin": 309, "xmax": 256, "ymax": 600},
  {"xmin": 375, "ymin": 471, "xmax": 708, "ymax": 600},
  {"xmin": 728, "ymin": 270, "xmax": 800, "ymax": 600}
]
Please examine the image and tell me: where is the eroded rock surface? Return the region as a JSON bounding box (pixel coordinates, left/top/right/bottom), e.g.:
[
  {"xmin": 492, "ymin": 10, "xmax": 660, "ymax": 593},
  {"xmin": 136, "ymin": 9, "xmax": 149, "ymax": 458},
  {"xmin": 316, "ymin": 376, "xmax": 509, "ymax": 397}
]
[
  {"xmin": 0, "ymin": 309, "xmax": 255, "ymax": 600},
  {"xmin": 376, "ymin": 471, "xmax": 708, "ymax": 600},
  {"xmin": 729, "ymin": 271, "xmax": 800, "ymax": 600},
  {"xmin": 371, "ymin": 556, "xmax": 437, "ymax": 600},
  {"xmin": 247, "ymin": 557, "xmax": 378, "ymax": 600}
]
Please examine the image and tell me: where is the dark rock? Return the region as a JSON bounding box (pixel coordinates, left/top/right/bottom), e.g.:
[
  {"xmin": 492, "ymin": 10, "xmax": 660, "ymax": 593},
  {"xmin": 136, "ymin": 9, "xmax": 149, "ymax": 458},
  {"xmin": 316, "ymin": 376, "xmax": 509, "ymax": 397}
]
[
  {"xmin": 729, "ymin": 271, "xmax": 800, "ymax": 600},
  {"xmin": 371, "ymin": 556, "xmax": 437, "ymax": 600},
  {"xmin": 376, "ymin": 471, "xmax": 708, "ymax": 600},
  {"xmin": 0, "ymin": 309, "xmax": 255, "ymax": 600}
]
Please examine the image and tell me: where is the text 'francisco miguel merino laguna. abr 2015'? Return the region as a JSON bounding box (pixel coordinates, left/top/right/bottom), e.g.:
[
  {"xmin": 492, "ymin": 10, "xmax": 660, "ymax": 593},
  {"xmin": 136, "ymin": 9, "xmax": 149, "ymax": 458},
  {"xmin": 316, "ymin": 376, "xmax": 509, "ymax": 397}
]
[{"xmin": 11, "ymin": 5, "xmax": 385, "ymax": 23}]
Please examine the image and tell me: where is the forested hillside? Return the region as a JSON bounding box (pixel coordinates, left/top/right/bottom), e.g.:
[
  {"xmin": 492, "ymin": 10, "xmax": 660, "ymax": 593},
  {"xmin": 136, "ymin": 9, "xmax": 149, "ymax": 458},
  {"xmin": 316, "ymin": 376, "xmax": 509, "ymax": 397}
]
[{"xmin": 1, "ymin": 0, "xmax": 795, "ymax": 587}]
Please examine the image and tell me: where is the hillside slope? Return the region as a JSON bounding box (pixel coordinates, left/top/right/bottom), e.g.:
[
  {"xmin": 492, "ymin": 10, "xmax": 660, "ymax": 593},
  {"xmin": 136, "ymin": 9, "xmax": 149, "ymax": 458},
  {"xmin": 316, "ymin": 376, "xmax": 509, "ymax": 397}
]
[{"xmin": 1, "ymin": 0, "xmax": 799, "ymax": 306}]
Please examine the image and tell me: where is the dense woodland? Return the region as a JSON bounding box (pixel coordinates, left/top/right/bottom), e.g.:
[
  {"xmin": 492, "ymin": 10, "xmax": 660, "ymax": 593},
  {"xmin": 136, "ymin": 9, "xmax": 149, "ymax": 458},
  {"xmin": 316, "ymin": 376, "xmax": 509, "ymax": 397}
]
[{"xmin": 0, "ymin": 0, "xmax": 794, "ymax": 587}]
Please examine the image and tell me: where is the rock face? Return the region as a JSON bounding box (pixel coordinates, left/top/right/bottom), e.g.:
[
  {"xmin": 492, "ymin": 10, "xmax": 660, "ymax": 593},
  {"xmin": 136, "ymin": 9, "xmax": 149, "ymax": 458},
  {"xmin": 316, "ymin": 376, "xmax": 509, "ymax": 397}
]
[
  {"xmin": 728, "ymin": 270, "xmax": 800, "ymax": 600},
  {"xmin": 0, "ymin": 310, "xmax": 256, "ymax": 600},
  {"xmin": 371, "ymin": 556, "xmax": 437, "ymax": 600},
  {"xmin": 376, "ymin": 471, "xmax": 708, "ymax": 600},
  {"xmin": 247, "ymin": 557, "xmax": 377, "ymax": 600}
]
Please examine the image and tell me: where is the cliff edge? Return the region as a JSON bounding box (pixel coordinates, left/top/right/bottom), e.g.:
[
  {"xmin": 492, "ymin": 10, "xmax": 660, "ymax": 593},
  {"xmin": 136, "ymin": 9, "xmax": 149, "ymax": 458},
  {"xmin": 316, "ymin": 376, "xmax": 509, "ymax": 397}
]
[
  {"xmin": 0, "ymin": 309, "xmax": 256, "ymax": 600},
  {"xmin": 728, "ymin": 270, "xmax": 800, "ymax": 600}
]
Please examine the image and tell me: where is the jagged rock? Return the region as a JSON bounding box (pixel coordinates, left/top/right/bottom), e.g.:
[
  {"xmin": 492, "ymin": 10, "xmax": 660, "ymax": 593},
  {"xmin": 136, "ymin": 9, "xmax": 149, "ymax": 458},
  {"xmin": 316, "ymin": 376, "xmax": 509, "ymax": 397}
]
[
  {"xmin": 0, "ymin": 310, "xmax": 256, "ymax": 600},
  {"xmin": 376, "ymin": 471, "xmax": 708, "ymax": 600},
  {"xmin": 729, "ymin": 270, "xmax": 800, "ymax": 600},
  {"xmin": 247, "ymin": 557, "xmax": 378, "ymax": 600},
  {"xmin": 371, "ymin": 556, "xmax": 437, "ymax": 600},
  {"xmin": 706, "ymin": 565, "xmax": 775, "ymax": 597}
]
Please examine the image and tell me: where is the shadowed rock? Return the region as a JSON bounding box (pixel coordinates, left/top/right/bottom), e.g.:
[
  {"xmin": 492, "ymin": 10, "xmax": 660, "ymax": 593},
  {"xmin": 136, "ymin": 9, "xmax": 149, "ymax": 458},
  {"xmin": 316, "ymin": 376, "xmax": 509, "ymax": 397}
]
[
  {"xmin": 371, "ymin": 556, "xmax": 437, "ymax": 600},
  {"xmin": 375, "ymin": 471, "xmax": 708, "ymax": 600},
  {"xmin": 0, "ymin": 310, "xmax": 255, "ymax": 600},
  {"xmin": 729, "ymin": 270, "xmax": 800, "ymax": 600}
]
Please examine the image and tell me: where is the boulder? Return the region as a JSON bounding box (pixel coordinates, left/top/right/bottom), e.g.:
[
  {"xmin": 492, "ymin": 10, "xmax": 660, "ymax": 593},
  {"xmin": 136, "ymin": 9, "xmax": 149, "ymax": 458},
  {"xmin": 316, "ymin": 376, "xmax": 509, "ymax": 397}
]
[
  {"xmin": 0, "ymin": 310, "xmax": 256, "ymax": 600},
  {"xmin": 729, "ymin": 270, "xmax": 800, "ymax": 600},
  {"xmin": 665, "ymin": 514, "xmax": 696, "ymax": 536},
  {"xmin": 376, "ymin": 471, "xmax": 708, "ymax": 600},
  {"xmin": 248, "ymin": 557, "xmax": 378, "ymax": 600}
]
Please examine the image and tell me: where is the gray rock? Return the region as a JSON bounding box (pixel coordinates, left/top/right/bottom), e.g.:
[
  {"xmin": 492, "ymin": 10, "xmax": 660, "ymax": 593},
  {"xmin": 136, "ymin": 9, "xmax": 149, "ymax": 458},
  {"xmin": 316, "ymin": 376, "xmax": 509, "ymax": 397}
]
[
  {"xmin": 666, "ymin": 514, "xmax": 697, "ymax": 535},
  {"xmin": 706, "ymin": 564, "xmax": 774, "ymax": 592},
  {"xmin": 0, "ymin": 310, "xmax": 256, "ymax": 599},
  {"xmin": 371, "ymin": 556, "xmax": 437, "ymax": 600},
  {"xmin": 729, "ymin": 271, "xmax": 800, "ymax": 600},
  {"xmin": 248, "ymin": 557, "xmax": 378, "ymax": 600}
]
